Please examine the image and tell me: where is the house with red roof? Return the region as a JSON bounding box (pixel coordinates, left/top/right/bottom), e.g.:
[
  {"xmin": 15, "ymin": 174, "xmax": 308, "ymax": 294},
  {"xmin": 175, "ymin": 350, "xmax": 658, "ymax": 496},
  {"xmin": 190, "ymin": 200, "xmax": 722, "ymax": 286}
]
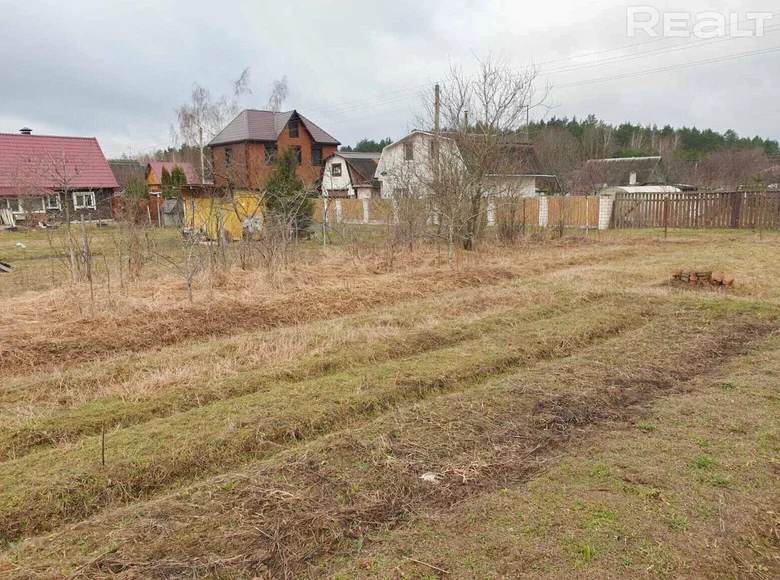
[
  {"xmin": 209, "ymin": 109, "xmax": 339, "ymax": 189},
  {"xmin": 0, "ymin": 128, "xmax": 118, "ymax": 224},
  {"xmin": 145, "ymin": 161, "xmax": 199, "ymax": 195}
]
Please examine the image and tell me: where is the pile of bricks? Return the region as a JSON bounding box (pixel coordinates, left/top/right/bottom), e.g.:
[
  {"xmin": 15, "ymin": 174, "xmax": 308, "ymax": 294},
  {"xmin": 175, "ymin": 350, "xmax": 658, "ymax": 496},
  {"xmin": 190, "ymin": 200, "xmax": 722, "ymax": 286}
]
[{"xmin": 671, "ymin": 270, "xmax": 734, "ymax": 289}]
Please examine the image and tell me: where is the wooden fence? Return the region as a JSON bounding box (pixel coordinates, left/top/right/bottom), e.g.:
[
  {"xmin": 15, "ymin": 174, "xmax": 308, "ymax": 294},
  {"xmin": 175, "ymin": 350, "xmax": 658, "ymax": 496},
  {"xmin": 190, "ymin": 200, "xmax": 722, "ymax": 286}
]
[{"xmin": 612, "ymin": 191, "xmax": 780, "ymax": 230}]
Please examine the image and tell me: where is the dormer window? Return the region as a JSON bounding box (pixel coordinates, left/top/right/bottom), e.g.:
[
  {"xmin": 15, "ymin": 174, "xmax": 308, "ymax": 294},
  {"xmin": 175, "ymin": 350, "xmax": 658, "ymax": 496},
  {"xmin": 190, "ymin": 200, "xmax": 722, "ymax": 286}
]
[{"xmin": 288, "ymin": 119, "xmax": 299, "ymax": 138}]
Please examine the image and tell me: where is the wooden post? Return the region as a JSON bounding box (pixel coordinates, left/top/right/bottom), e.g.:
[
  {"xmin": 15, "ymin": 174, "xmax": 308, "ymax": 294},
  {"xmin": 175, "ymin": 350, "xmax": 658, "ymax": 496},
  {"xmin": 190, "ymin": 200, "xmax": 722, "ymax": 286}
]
[
  {"xmin": 585, "ymin": 195, "xmax": 589, "ymax": 235},
  {"xmin": 522, "ymin": 197, "xmax": 527, "ymax": 237},
  {"xmin": 759, "ymin": 191, "xmax": 765, "ymax": 241},
  {"xmin": 101, "ymin": 422, "xmax": 106, "ymax": 466},
  {"xmin": 663, "ymin": 194, "xmax": 669, "ymax": 239}
]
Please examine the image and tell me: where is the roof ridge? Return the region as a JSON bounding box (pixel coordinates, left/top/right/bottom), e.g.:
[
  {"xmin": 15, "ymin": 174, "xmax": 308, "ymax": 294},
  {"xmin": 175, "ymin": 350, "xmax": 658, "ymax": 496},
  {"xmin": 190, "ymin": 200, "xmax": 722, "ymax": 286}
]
[{"xmin": 0, "ymin": 133, "xmax": 98, "ymax": 141}]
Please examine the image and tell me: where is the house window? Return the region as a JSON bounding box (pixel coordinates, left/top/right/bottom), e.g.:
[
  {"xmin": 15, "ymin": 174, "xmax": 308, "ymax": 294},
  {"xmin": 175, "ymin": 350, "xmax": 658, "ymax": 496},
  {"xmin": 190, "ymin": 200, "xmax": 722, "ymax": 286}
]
[
  {"xmin": 332, "ymin": 163, "xmax": 342, "ymax": 177},
  {"xmin": 288, "ymin": 119, "xmax": 299, "ymax": 138},
  {"xmin": 225, "ymin": 147, "xmax": 233, "ymax": 167},
  {"xmin": 429, "ymin": 139, "xmax": 439, "ymax": 158},
  {"xmin": 264, "ymin": 143, "xmax": 277, "ymax": 163},
  {"xmin": 311, "ymin": 147, "xmax": 322, "ymax": 166},
  {"xmin": 45, "ymin": 195, "xmax": 61, "ymax": 210},
  {"xmin": 290, "ymin": 146, "xmax": 302, "ymax": 164},
  {"xmin": 2, "ymin": 197, "xmax": 23, "ymax": 213},
  {"xmin": 404, "ymin": 141, "xmax": 414, "ymax": 161},
  {"xmin": 73, "ymin": 191, "xmax": 96, "ymax": 210}
]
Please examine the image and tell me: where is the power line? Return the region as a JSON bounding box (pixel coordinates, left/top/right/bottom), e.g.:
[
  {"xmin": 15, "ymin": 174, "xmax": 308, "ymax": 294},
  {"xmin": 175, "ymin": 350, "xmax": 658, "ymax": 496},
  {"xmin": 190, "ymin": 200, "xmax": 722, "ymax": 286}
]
[
  {"xmin": 307, "ymin": 13, "xmax": 778, "ymax": 119},
  {"xmin": 556, "ymin": 45, "xmax": 780, "ymax": 89}
]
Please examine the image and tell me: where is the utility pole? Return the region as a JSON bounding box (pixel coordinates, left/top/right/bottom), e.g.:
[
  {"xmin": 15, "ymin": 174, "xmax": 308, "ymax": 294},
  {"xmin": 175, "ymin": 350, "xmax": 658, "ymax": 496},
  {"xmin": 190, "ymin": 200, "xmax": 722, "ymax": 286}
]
[
  {"xmin": 434, "ymin": 84, "xmax": 440, "ymax": 135},
  {"xmin": 199, "ymin": 126, "xmax": 205, "ymax": 183},
  {"xmin": 464, "ymin": 109, "xmax": 469, "ymax": 131}
]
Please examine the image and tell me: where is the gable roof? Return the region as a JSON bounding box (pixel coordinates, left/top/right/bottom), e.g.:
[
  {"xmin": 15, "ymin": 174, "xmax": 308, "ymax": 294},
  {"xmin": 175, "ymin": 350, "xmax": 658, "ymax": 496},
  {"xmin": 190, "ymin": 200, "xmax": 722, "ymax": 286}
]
[
  {"xmin": 581, "ymin": 156, "xmax": 665, "ymax": 186},
  {"xmin": 0, "ymin": 132, "xmax": 118, "ymax": 195},
  {"xmin": 345, "ymin": 157, "xmax": 380, "ymax": 186},
  {"xmin": 108, "ymin": 159, "xmax": 145, "ymax": 187},
  {"xmin": 209, "ymin": 109, "xmax": 340, "ymax": 147},
  {"xmin": 147, "ymin": 162, "xmax": 199, "ymax": 185},
  {"xmin": 384, "ymin": 130, "xmax": 545, "ymax": 176}
]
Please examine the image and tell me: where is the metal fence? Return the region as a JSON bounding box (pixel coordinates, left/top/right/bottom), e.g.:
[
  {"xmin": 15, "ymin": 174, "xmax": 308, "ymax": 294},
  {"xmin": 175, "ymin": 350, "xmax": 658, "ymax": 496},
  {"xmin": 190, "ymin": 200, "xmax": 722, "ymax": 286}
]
[{"xmin": 612, "ymin": 191, "xmax": 780, "ymax": 230}]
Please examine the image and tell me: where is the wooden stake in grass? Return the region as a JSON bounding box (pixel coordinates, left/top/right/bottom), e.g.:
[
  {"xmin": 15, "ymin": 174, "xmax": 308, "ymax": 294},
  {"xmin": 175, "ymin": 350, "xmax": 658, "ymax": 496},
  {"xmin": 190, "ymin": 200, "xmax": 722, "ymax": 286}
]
[
  {"xmin": 663, "ymin": 194, "xmax": 669, "ymax": 240},
  {"xmin": 101, "ymin": 422, "xmax": 106, "ymax": 467}
]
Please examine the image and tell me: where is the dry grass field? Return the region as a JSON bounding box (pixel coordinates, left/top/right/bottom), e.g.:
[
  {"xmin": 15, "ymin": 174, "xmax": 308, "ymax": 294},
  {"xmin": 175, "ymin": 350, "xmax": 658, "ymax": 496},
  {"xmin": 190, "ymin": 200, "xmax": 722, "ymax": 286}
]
[{"xmin": 0, "ymin": 225, "xmax": 778, "ymax": 579}]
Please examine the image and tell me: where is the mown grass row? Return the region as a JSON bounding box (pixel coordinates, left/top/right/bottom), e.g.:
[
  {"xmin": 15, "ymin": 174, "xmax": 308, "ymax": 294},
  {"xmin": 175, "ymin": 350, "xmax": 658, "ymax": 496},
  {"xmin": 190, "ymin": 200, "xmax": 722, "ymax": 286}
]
[
  {"xmin": 3, "ymin": 300, "xmax": 775, "ymax": 579},
  {"xmin": 0, "ymin": 294, "xmax": 655, "ymax": 543},
  {"xmin": 0, "ymin": 288, "xmax": 604, "ymax": 461}
]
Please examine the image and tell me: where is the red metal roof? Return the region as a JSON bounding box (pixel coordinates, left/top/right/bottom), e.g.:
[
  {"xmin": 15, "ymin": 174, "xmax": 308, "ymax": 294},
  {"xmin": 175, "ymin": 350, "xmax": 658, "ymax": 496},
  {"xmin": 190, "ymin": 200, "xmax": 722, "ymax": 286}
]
[
  {"xmin": 0, "ymin": 132, "xmax": 118, "ymax": 196},
  {"xmin": 147, "ymin": 162, "xmax": 199, "ymax": 185}
]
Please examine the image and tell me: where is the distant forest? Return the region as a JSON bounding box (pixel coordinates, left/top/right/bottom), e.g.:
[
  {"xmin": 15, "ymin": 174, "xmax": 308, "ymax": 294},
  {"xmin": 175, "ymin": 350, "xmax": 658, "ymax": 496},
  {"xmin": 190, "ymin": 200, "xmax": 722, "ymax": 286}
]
[{"xmin": 531, "ymin": 114, "xmax": 779, "ymax": 160}]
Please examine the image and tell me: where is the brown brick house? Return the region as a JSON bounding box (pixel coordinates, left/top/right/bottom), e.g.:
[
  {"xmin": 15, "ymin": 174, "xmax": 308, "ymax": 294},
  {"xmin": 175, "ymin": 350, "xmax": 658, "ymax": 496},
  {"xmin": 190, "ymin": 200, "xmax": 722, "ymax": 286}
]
[{"xmin": 209, "ymin": 109, "xmax": 339, "ymax": 189}]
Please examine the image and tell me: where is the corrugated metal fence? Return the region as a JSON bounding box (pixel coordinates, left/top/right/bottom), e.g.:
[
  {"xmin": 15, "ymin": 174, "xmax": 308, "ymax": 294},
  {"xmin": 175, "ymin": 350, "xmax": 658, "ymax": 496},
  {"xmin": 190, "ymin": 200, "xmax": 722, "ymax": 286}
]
[{"xmin": 612, "ymin": 191, "xmax": 780, "ymax": 230}]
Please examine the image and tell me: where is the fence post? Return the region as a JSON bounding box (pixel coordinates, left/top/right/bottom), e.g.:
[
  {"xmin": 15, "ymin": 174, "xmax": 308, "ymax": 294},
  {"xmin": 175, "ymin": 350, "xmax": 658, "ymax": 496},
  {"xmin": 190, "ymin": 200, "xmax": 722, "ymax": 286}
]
[
  {"xmin": 392, "ymin": 198, "xmax": 399, "ymax": 225},
  {"xmin": 538, "ymin": 196, "xmax": 549, "ymax": 227},
  {"xmin": 362, "ymin": 199, "xmax": 370, "ymax": 224},
  {"xmin": 322, "ymin": 198, "xmax": 328, "ymax": 248},
  {"xmin": 522, "ymin": 197, "xmax": 526, "ymax": 237},
  {"xmin": 759, "ymin": 191, "xmax": 765, "ymax": 241},
  {"xmin": 663, "ymin": 194, "xmax": 669, "ymax": 239},
  {"xmin": 585, "ymin": 195, "xmax": 589, "ymax": 235},
  {"xmin": 336, "ymin": 199, "xmax": 343, "ymax": 224},
  {"xmin": 597, "ymin": 192, "xmax": 615, "ymax": 231},
  {"xmin": 487, "ymin": 199, "xmax": 496, "ymax": 227}
]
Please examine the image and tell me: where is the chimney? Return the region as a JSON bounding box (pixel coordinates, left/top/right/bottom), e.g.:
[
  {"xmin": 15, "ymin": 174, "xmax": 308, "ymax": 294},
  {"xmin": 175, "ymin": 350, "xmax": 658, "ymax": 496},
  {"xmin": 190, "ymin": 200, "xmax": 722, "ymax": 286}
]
[{"xmin": 19, "ymin": 127, "xmax": 32, "ymax": 135}]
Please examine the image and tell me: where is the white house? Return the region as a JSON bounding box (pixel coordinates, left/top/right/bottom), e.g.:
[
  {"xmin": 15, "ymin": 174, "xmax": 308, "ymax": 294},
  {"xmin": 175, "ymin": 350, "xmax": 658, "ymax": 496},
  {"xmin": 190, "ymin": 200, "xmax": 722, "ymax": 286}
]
[
  {"xmin": 321, "ymin": 152, "xmax": 380, "ymax": 199},
  {"xmin": 374, "ymin": 130, "xmax": 558, "ymax": 199}
]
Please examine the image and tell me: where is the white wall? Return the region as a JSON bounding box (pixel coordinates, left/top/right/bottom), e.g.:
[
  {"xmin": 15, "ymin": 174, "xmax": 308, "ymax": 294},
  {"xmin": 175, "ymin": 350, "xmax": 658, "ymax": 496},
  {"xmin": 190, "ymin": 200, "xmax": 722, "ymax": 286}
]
[
  {"xmin": 376, "ymin": 132, "xmax": 540, "ymax": 200},
  {"xmin": 322, "ymin": 154, "xmax": 354, "ymax": 197},
  {"xmin": 375, "ymin": 132, "xmax": 463, "ymax": 199}
]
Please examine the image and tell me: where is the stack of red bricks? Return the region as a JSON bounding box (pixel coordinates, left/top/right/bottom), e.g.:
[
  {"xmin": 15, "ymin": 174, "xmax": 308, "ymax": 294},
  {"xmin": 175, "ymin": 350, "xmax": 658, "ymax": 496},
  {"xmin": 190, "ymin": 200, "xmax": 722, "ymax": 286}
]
[{"xmin": 671, "ymin": 270, "xmax": 734, "ymax": 288}]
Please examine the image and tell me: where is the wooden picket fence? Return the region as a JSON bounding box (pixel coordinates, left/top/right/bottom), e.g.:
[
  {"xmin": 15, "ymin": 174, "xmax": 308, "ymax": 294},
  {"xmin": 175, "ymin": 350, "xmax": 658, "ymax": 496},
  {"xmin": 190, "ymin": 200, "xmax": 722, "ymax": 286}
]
[{"xmin": 612, "ymin": 191, "xmax": 780, "ymax": 230}]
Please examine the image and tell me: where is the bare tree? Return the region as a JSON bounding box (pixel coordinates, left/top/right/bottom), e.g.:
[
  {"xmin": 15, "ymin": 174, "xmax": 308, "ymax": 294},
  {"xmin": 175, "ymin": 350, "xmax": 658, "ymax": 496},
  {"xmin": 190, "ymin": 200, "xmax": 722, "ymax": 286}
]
[
  {"xmin": 697, "ymin": 148, "xmax": 767, "ymax": 190},
  {"xmin": 172, "ymin": 68, "xmax": 252, "ymax": 162},
  {"xmin": 265, "ymin": 77, "xmax": 289, "ymax": 112},
  {"xmin": 534, "ymin": 126, "xmax": 582, "ymax": 191},
  {"xmin": 415, "ymin": 55, "xmax": 550, "ymax": 254}
]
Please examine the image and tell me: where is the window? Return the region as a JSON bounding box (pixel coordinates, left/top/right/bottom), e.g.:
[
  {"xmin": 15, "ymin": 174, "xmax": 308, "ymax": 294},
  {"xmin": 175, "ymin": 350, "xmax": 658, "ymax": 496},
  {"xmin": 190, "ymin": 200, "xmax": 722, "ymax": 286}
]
[
  {"xmin": 404, "ymin": 141, "xmax": 414, "ymax": 161},
  {"xmin": 45, "ymin": 195, "xmax": 61, "ymax": 210},
  {"xmin": 332, "ymin": 163, "xmax": 342, "ymax": 177},
  {"xmin": 429, "ymin": 139, "xmax": 439, "ymax": 158},
  {"xmin": 264, "ymin": 143, "xmax": 277, "ymax": 163},
  {"xmin": 73, "ymin": 191, "xmax": 96, "ymax": 210},
  {"xmin": 311, "ymin": 147, "xmax": 322, "ymax": 166},
  {"xmin": 2, "ymin": 197, "xmax": 22, "ymax": 213},
  {"xmin": 288, "ymin": 118, "xmax": 299, "ymax": 138},
  {"xmin": 290, "ymin": 146, "xmax": 302, "ymax": 164},
  {"xmin": 225, "ymin": 147, "xmax": 233, "ymax": 167}
]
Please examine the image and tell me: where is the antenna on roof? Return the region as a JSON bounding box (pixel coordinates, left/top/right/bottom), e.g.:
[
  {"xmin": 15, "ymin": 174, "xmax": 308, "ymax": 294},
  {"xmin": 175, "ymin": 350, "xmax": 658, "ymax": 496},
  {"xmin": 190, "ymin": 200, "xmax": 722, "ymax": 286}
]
[{"xmin": 19, "ymin": 127, "xmax": 32, "ymax": 135}]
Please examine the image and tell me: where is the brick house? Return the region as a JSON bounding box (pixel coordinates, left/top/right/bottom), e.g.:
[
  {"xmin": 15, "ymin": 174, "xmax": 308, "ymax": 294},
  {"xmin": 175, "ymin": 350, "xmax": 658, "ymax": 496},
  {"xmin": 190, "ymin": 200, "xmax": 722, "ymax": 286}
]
[
  {"xmin": 208, "ymin": 109, "xmax": 339, "ymax": 189},
  {"xmin": 0, "ymin": 128, "xmax": 118, "ymax": 225}
]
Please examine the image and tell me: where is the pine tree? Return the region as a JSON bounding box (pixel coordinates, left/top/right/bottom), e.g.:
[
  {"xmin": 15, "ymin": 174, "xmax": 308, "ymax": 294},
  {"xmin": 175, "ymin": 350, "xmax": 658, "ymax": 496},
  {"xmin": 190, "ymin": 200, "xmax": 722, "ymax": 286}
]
[{"xmin": 264, "ymin": 147, "xmax": 313, "ymax": 237}]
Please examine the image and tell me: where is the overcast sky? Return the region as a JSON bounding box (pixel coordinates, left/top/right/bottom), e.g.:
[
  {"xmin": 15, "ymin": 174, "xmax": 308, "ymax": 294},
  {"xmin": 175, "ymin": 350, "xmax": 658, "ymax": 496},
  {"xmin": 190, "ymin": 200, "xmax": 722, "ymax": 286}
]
[{"xmin": 1, "ymin": 0, "xmax": 777, "ymax": 157}]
